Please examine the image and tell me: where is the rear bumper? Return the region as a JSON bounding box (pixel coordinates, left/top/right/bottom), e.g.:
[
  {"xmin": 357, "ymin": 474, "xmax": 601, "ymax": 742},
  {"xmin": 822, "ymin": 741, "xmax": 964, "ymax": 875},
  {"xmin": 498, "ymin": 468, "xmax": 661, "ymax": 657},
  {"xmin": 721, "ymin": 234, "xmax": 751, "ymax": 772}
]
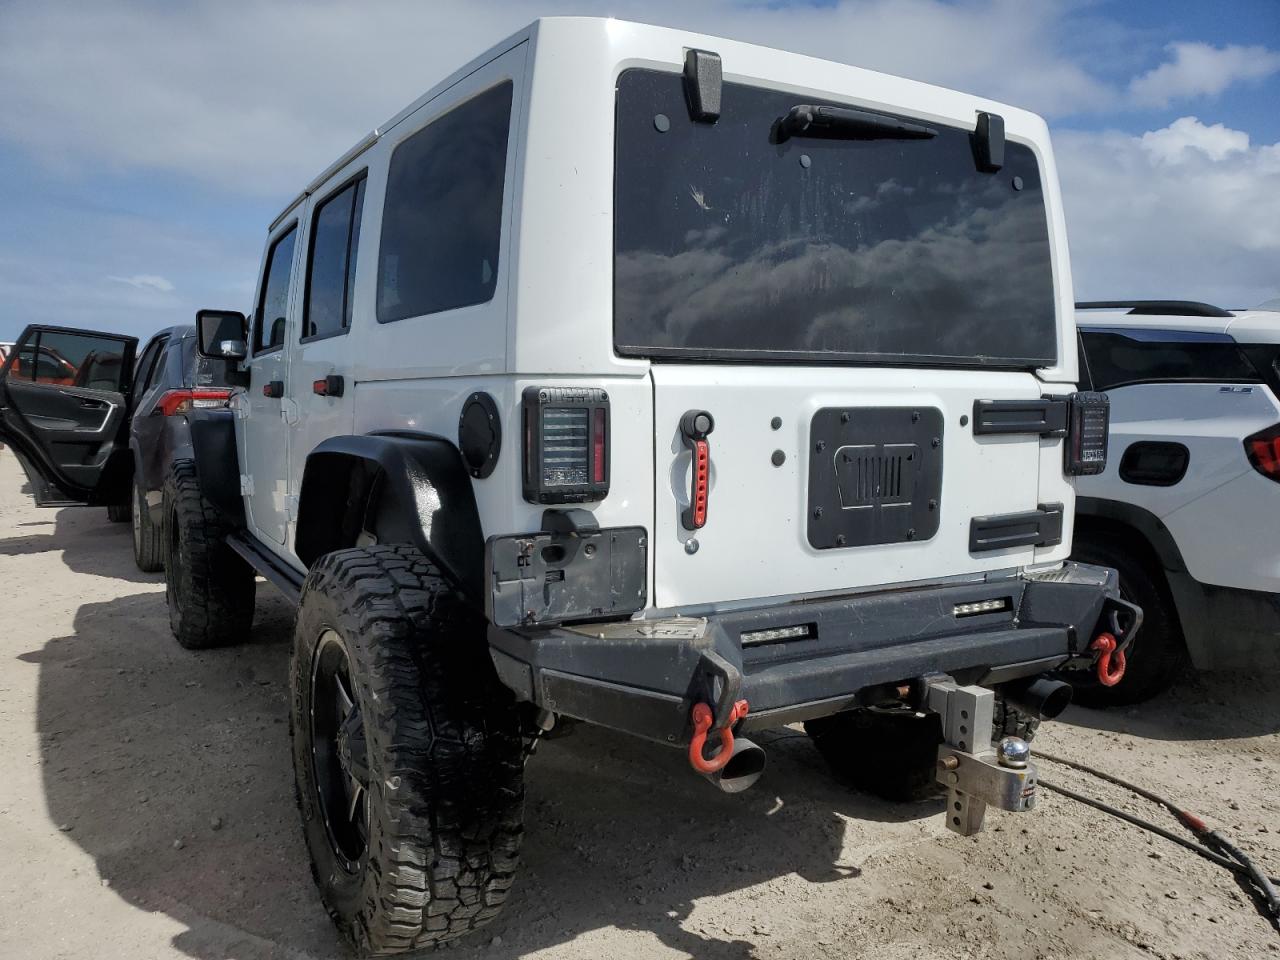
[{"xmin": 488, "ymin": 561, "xmax": 1136, "ymax": 745}]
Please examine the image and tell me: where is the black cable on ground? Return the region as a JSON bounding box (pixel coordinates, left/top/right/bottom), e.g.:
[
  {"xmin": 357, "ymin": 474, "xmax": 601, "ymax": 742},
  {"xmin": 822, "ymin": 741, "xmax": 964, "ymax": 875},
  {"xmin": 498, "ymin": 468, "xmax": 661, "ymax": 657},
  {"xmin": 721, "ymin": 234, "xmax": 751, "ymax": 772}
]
[{"xmin": 1035, "ymin": 751, "xmax": 1280, "ymax": 929}]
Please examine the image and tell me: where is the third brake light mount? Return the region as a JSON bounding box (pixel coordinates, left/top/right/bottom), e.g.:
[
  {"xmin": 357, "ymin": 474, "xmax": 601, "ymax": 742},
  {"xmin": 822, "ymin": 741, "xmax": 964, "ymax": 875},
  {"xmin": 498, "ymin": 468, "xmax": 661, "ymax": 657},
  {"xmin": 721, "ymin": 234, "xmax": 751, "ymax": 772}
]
[{"xmin": 777, "ymin": 104, "xmax": 938, "ymax": 142}]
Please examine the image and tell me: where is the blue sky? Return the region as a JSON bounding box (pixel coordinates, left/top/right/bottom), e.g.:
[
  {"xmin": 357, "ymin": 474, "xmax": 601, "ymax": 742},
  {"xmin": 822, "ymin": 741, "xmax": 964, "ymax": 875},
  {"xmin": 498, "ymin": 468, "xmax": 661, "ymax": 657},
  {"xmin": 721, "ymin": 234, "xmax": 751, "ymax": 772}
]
[{"xmin": 1, "ymin": 0, "xmax": 1277, "ymax": 343}]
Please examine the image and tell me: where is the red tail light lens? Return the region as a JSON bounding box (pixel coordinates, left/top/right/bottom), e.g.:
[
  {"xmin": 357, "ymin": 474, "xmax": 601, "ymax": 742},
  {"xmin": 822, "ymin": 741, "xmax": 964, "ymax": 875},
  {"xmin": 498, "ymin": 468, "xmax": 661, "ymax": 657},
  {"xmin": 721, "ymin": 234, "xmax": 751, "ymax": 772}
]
[
  {"xmin": 156, "ymin": 388, "xmax": 232, "ymax": 417},
  {"xmin": 1245, "ymin": 424, "xmax": 1280, "ymax": 483},
  {"xmin": 591, "ymin": 407, "xmax": 607, "ymax": 484}
]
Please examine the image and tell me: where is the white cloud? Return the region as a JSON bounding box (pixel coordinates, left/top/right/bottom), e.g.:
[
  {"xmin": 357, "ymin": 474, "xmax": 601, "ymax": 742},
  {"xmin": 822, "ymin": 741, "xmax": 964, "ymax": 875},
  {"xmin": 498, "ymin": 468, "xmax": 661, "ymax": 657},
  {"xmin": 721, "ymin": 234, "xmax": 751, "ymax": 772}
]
[
  {"xmin": 1058, "ymin": 119, "xmax": 1280, "ymax": 308},
  {"xmin": 106, "ymin": 274, "xmax": 175, "ymax": 294},
  {"xmin": 0, "ymin": 0, "xmax": 1112, "ymax": 196},
  {"xmin": 1130, "ymin": 42, "xmax": 1280, "ymax": 108}
]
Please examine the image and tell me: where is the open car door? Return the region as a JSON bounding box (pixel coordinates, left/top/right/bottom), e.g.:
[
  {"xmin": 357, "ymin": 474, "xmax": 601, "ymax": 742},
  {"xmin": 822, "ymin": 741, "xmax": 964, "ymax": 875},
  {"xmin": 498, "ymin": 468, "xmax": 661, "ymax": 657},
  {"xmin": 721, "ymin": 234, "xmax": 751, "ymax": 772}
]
[{"xmin": 0, "ymin": 325, "xmax": 138, "ymax": 506}]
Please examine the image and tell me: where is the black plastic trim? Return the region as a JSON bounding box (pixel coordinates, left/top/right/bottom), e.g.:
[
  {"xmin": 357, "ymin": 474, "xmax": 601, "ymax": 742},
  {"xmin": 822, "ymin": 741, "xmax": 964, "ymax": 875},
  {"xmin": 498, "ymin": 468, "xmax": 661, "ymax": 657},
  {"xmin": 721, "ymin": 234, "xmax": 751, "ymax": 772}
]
[
  {"xmin": 227, "ymin": 531, "xmax": 303, "ymax": 605},
  {"xmin": 188, "ymin": 410, "xmax": 245, "ymax": 526},
  {"xmin": 970, "ymin": 504, "xmax": 1064, "ymax": 552},
  {"xmin": 1076, "ymin": 300, "xmax": 1232, "ymax": 318},
  {"xmin": 974, "ymin": 112, "xmax": 1004, "ymax": 171},
  {"xmin": 972, "ymin": 397, "xmax": 1068, "ymax": 436},
  {"xmin": 682, "ymin": 48, "xmax": 722, "ymax": 122},
  {"xmin": 1119, "ymin": 441, "xmax": 1190, "ymax": 487},
  {"xmin": 295, "ymin": 433, "xmax": 483, "ymax": 598}
]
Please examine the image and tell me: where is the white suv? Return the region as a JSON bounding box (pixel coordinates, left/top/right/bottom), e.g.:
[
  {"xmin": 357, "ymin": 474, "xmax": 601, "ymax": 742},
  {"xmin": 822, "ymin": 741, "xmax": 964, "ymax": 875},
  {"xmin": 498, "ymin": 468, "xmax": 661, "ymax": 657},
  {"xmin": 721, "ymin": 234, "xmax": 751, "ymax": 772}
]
[
  {"xmin": 0, "ymin": 19, "xmax": 1138, "ymax": 953},
  {"xmin": 1074, "ymin": 300, "xmax": 1280, "ymax": 703}
]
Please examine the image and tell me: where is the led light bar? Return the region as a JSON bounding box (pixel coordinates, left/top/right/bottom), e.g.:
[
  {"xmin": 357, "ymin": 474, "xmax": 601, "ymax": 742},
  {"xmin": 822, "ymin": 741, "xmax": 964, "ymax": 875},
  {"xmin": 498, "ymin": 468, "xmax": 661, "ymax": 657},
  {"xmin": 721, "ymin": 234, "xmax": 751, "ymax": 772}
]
[
  {"xmin": 741, "ymin": 623, "xmax": 815, "ymax": 646},
  {"xmin": 953, "ymin": 598, "xmax": 1011, "ymax": 618}
]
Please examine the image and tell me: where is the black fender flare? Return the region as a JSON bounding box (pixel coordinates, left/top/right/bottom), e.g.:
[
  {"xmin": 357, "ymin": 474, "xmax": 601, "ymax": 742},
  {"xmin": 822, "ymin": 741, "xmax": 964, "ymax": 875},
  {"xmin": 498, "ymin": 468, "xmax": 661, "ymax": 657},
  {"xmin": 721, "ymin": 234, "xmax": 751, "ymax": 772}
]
[
  {"xmin": 295, "ymin": 433, "xmax": 483, "ymax": 599},
  {"xmin": 188, "ymin": 408, "xmax": 246, "ymax": 526}
]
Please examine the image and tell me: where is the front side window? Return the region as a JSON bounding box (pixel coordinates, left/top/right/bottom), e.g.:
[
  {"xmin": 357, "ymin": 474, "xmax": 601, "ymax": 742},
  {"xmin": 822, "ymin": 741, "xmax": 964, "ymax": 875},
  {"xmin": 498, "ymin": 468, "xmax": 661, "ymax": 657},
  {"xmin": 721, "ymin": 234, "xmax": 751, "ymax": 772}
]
[
  {"xmin": 304, "ymin": 175, "xmax": 367, "ymax": 340},
  {"xmin": 254, "ymin": 225, "xmax": 298, "ymax": 353},
  {"xmin": 614, "ymin": 70, "xmax": 1058, "ymax": 367},
  {"xmin": 377, "ymin": 81, "xmax": 513, "ymax": 323}
]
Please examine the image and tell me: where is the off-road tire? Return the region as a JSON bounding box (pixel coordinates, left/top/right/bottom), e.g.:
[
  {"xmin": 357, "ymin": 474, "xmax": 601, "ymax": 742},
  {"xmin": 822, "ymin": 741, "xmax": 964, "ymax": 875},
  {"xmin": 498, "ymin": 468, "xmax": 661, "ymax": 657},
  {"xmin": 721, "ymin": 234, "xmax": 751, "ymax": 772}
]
[
  {"xmin": 805, "ymin": 708, "xmax": 943, "ymax": 803},
  {"xmin": 163, "ymin": 459, "xmax": 255, "ymax": 648},
  {"xmin": 290, "ymin": 545, "xmax": 524, "ymax": 955},
  {"xmin": 132, "ymin": 476, "xmax": 164, "ymax": 572},
  {"xmin": 1069, "ymin": 536, "xmax": 1186, "ymax": 706},
  {"xmin": 107, "ymin": 501, "xmax": 131, "ymax": 522}
]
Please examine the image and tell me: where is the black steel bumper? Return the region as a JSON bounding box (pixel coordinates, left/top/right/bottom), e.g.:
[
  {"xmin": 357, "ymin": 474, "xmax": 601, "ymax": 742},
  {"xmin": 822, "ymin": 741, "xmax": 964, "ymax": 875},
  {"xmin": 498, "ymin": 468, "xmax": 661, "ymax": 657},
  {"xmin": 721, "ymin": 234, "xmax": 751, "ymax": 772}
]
[{"xmin": 487, "ymin": 562, "xmax": 1138, "ymax": 746}]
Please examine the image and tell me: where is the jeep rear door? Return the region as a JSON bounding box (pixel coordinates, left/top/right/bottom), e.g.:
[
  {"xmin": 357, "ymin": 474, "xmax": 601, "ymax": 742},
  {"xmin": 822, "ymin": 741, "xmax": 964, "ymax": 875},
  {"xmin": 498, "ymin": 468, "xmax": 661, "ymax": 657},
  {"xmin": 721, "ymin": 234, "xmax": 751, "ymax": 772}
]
[
  {"xmin": 0, "ymin": 325, "xmax": 138, "ymax": 506},
  {"xmin": 615, "ymin": 70, "xmax": 1068, "ymax": 608}
]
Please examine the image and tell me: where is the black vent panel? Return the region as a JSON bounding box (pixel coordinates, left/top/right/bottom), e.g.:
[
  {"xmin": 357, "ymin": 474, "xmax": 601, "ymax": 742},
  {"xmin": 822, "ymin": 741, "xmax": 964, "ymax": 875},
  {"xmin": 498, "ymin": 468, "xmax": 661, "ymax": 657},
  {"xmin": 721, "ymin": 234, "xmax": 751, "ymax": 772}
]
[
  {"xmin": 835, "ymin": 443, "xmax": 917, "ymax": 507},
  {"xmin": 808, "ymin": 408, "xmax": 943, "ymax": 549}
]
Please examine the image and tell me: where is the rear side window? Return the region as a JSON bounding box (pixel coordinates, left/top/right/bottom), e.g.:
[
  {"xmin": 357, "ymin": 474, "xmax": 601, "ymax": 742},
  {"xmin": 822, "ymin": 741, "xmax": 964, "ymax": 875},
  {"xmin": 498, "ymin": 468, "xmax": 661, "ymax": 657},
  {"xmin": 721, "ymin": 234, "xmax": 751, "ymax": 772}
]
[
  {"xmin": 377, "ymin": 81, "xmax": 513, "ymax": 323},
  {"xmin": 1081, "ymin": 332, "xmax": 1261, "ymax": 390},
  {"xmin": 254, "ymin": 225, "xmax": 298, "ymax": 353},
  {"xmin": 304, "ymin": 175, "xmax": 367, "ymax": 340}
]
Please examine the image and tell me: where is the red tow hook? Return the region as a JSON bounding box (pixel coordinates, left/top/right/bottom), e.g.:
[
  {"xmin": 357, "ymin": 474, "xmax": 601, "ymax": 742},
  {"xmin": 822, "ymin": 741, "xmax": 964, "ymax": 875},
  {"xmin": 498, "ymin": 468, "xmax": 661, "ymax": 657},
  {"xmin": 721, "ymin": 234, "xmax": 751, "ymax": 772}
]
[
  {"xmin": 1091, "ymin": 632, "xmax": 1126, "ymax": 687},
  {"xmin": 688, "ymin": 699, "xmax": 750, "ymax": 774}
]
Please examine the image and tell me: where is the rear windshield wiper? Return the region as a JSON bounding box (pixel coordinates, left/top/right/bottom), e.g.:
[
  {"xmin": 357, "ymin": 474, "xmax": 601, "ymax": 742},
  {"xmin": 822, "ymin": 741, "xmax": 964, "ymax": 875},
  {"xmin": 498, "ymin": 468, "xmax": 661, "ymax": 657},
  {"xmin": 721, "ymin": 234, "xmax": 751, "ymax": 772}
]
[{"xmin": 777, "ymin": 104, "xmax": 937, "ymax": 142}]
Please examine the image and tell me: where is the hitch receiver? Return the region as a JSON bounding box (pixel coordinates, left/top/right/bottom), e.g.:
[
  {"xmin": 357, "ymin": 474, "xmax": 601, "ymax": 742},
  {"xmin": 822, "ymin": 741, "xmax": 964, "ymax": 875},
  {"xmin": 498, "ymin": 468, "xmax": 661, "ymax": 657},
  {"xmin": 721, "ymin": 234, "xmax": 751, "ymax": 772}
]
[{"xmin": 926, "ymin": 678, "xmax": 1038, "ymax": 836}]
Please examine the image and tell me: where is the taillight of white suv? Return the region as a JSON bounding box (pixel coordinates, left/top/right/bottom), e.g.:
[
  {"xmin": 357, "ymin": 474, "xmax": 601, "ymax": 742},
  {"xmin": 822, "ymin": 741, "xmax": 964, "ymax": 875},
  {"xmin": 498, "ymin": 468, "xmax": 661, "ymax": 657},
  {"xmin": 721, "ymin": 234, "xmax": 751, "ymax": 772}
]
[{"xmin": 1244, "ymin": 423, "xmax": 1280, "ymax": 483}]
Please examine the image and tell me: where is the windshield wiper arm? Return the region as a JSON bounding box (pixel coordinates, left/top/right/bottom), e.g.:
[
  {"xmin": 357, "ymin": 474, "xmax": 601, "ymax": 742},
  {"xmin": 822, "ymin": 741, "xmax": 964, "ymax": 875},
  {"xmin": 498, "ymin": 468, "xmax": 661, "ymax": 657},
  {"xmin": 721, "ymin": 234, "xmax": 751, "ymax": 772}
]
[{"xmin": 777, "ymin": 105, "xmax": 937, "ymax": 142}]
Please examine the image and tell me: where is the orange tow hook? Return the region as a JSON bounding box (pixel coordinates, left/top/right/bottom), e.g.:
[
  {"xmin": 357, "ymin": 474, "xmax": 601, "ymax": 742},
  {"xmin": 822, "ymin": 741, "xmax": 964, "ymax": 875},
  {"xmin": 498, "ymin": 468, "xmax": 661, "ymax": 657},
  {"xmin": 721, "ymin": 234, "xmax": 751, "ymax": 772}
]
[
  {"xmin": 1090, "ymin": 632, "xmax": 1126, "ymax": 687},
  {"xmin": 688, "ymin": 699, "xmax": 750, "ymax": 774}
]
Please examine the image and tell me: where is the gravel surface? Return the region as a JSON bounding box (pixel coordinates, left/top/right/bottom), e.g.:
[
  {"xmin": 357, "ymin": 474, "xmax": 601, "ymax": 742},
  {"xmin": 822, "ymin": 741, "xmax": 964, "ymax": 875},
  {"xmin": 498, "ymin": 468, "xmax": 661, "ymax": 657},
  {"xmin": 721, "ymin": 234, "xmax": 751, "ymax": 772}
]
[{"xmin": 0, "ymin": 451, "xmax": 1277, "ymax": 960}]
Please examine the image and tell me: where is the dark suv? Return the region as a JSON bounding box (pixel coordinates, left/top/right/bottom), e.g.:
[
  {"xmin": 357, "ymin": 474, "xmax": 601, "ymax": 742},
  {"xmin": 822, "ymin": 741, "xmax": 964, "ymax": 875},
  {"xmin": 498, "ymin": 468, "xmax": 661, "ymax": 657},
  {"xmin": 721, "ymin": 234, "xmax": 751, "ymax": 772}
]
[{"xmin": 123, "ymin": 325, "xmax": 234, "ymax": 569}]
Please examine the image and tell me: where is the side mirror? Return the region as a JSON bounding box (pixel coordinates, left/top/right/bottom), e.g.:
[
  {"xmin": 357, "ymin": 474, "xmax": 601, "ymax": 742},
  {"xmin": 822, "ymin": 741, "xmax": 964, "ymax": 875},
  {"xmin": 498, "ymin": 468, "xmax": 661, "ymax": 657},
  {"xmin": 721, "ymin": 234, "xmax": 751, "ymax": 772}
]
[{"xmin": 196, "ymin": 309, "xmax": 248, "ymax": 360}]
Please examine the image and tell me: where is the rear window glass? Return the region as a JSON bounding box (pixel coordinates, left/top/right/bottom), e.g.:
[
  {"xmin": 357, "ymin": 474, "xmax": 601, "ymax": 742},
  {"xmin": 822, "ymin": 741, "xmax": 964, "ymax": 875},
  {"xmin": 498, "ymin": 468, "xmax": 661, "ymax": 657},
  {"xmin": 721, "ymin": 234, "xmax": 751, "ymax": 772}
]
[
  {"xmin": 377, "ymin": 81, "xmax": 513, "ymax": 323},
  {"xmin": 1081, "ymin": 332, "xmax": 1260, "ymax": 390},
  {"xmin": 614, "ymin": 70, "xmax": 1057, "ymax": 367}
]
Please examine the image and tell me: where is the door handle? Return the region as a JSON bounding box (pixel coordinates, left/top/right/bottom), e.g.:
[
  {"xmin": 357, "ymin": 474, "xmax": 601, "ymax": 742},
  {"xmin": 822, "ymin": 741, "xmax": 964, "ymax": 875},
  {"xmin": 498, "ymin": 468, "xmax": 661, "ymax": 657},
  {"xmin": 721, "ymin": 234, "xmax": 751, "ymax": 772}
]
[
  {"xmin": 262, "ymin": 380, "xmax": 284, "ymax": 399},
  {"xmin": 79, "ymin": 398, "xmax": 106, "ymax": 408},
  {"xmin": 312, "ymin": 375, "xmax": 344, "ymax": 397},
  {"xmin": 679, "ymin": 410, "xmax": 715, "ymax": 530}
]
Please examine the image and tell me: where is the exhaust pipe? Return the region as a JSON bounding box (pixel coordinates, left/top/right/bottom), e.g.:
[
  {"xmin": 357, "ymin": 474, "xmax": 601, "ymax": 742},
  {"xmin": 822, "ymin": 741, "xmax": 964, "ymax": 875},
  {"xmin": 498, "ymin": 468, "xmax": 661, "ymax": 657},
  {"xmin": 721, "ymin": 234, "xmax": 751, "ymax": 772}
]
[
  {"xmin": 1000, "ymin": 676, "xmax": 1073, "ymax": 721},
  {"xmin": 702, "ymin": 737, "xmax": 767, "ymax": 794}
]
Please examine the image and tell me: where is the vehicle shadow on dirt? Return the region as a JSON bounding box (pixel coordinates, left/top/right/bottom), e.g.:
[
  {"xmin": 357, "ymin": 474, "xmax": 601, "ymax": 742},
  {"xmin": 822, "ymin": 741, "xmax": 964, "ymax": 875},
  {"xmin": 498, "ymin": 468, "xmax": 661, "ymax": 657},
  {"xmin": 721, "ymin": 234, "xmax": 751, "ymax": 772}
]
[
  {"xmin": 29, "ymin": 589, "xmax": 938, "ymax": 960},
  {"xmin": 1056, "ymin": 672, "xmax": 1280, "ymax": 742},
  {"xmin": 0, "ymin": 504, "xmax": 158, "ymax": 584}
]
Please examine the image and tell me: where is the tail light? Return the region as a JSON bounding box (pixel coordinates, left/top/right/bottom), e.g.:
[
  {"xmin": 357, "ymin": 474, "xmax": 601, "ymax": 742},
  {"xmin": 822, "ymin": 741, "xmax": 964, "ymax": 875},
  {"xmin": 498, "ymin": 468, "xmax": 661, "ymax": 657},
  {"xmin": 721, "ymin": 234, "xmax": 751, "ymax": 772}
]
[
  {"xmin": 522, "ymin": 386, "xmax": 610, "ymax": 503},
  {"xmin": 156, "ymin": 388, "xmax": 233, "ymax": 417},
  {"xmin": 1064, "ymin": 392, "xmax": 1109, "ymax": 476},
  {"xmin": 1245, "ymin": 424, "xmax": 1280, "ymax": 483}
]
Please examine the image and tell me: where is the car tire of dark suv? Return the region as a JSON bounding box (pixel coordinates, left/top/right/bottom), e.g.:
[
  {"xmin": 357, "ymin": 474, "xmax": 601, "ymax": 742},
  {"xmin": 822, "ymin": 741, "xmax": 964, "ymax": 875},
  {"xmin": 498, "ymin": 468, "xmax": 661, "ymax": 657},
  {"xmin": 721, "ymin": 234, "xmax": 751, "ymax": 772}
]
[
  {"xmin": 163, "ymin": 459, "xmax": 255, "ymax": 648},
  {"xmin": 289, "ymin": 545, "xmax": 525, "ymax": 956},
  {"xmin": 132, "ymin": 477, "xmax": 164, "ymax": 572}
]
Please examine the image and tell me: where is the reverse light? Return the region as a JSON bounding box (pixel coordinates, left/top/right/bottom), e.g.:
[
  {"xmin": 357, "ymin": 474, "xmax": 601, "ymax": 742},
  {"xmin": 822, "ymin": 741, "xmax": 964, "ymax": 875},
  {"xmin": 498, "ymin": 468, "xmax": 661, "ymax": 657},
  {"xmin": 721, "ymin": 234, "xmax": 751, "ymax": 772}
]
[
  {"xmin": 1064, "ymin": 392, "xmax": 1109, "ymax": 476},
  {"xmin": 1244, "ymin": 424, "xmax": 1280, "ymax": 484},
  {"xmin": 522, "ymin": 386, "xmax": 611, "ymax": 504},
  {"xmin": 156, "ymin": 389, "xmax": 232, "ymax": 417},
  {"xmin": 953, "ymin": 598, "xmax": 1011, "ymax": 617},
  {"xmin": 741, "ymin": 623, "xmax": 815, "ymax": 646}
]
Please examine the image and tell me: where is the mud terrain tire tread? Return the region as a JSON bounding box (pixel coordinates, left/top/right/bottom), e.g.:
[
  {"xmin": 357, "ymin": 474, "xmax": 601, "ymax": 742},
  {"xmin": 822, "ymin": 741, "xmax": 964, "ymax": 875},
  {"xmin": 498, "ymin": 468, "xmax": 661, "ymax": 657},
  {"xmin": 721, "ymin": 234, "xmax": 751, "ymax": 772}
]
[
  {"xmin": 163, "ymin": 459, "xmax": 254, "ymax": 648},
  {"xmin": 290, "ymin": 545, "xmax": 524, "ymax": 955},
  {"xmin": 133, "ymin": 477, "xmax": 164, "ymax": 572}
]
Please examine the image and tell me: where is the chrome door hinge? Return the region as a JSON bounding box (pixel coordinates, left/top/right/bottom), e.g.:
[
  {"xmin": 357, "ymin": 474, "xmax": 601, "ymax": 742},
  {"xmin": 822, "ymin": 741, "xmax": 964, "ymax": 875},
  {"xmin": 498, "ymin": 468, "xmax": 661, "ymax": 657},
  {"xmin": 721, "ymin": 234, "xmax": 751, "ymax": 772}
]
[{"xmin": 239, "ymin": 474, "xmax": 254, "ymax": 496}]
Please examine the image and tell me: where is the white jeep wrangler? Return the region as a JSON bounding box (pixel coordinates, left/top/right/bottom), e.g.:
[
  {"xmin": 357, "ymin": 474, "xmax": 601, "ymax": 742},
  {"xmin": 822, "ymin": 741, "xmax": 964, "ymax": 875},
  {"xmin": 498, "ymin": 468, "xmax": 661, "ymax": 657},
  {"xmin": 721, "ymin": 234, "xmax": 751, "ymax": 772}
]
[{"xmin": 0, "ymin": 19, "xmax": 1138, "ymax": 954}]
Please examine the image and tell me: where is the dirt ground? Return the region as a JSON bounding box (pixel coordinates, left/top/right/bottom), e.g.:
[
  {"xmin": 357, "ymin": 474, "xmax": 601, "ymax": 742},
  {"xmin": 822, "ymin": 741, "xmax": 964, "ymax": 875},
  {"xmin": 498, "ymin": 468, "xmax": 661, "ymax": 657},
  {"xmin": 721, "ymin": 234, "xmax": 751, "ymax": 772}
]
[{"xmin": 0, "ymin": 452, "xmax": 1277, "ymax": 960}]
